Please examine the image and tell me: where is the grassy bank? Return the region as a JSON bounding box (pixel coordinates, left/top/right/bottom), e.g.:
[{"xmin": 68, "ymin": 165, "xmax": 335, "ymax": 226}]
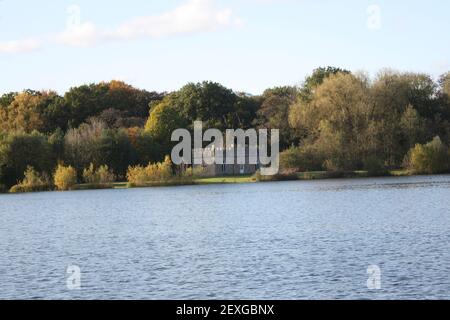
[
  {"xmin": 0, "ymin": 169, "xmax": 421, "ymax": 194},
  {"xmin": 195, "ymin": 176, "xmax": 256, "ymax": 184},
  {"xmin": 101, "ymin": 169, "xmax": 413, "ymax": 189},
  {"xmin": 296, "ymin": 170, "xmax": 369, "ymax": 180}
]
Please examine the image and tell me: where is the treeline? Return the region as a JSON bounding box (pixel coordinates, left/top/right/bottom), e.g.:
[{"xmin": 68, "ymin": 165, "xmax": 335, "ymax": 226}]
[
  {"xmin": 285, "ymin": 68, "xmax": 450, "ymax": 174},
  {"xmin": 1, "ymin": 67, "xmax": 450, "ymax": 192},
  {"xmin": 0, "ymin": 80, "xmax": 164, "ymax": 133},
  {"xmin": 0, "ymin": 124, "xmax": 162, "ymax": 190}
]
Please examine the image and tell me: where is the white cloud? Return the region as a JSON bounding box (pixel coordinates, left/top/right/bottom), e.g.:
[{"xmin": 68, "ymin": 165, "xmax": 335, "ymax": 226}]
[
  {"xmin": 57, "ymin": 22, "xmax": 100, "ymax": 47},
  {"xmin": 0, "ymin": 38, "xmax": 40, "ymax": 54},
  {"xmin": 57, "ymin": 0, "xmax": 241, "ymax": 47},
  {"xmin": 116, "ymin": 0, "xmax": 239, "ymax": 39},
  {"xmin": 0, "ymin": 0, "xmax": 241, "ymax": 54}
]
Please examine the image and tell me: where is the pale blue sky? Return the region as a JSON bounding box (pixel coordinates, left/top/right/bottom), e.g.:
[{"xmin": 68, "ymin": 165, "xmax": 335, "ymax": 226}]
[{"xmin": 0, "ymin": 0, "xmax": 449, "ymax": 95}]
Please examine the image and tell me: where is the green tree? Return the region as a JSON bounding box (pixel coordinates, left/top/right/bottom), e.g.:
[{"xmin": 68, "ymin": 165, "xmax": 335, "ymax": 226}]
[
  {"xmin": 0, "ymin": 132, "xmax": 55, "ymax": 187},
  {"xmin": 128, "ymin": 128, "xmax": 163, "ymax": 165},
  {"xmin": 256, "ymin": 86, "xmax": 298, "ymax": 149},
  {"xmin": 48, "ymin": 128, "xmax": 65, "ymax": 161},
  {"xmin": 234, "ymin": 93, "xmax": 261, "ymax": 129},
  {"xmin": 400, "ymin": 105, "xmax": 427, "ymax": 149},
  {"xmin": 175, "ymin": 81, "xmax": 238, "ymax": 130},
  {"xmin": 94, "ymin": 129, "xmax": 135, "ymax": 179},
  {"xmin": 368, "ymin": 70, "xmax": 439, "ymax": 165},
  {"xmin": 0, "ymin": 92, "xmax": 17, "ymax": 108},
  {"xmin": 440, "ymin": 72, "xmax": 450, "ymax": 97},
  {"xmin": 298, "ymin": 66, "xmax": 350, "ymax": 102},
  {"xmin": 145, "ymin": 96, "xmax": 189, "ymax": 154},
  {"xmin": 64, "ymin": 81, "xmax": 164, "ymax": 128},
  {"xmin": 42, "ymin": 94, "xmax": 71, "ymax": 132},
  {"xmin": 64, "ymin": 83, "xmax": 110, "ymax": 128},
  {"xmin": 289, "ymin": 73, "xmax": 370, "ymax": 170},
  {"xmin": 406, "ymin": 137, "xmax": 449, "ymax": 174}
]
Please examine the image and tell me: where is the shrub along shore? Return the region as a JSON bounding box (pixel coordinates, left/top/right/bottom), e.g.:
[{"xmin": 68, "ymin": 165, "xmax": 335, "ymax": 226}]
[{"xmin": 0, "ymin": 165, "xmax": 442, "ymax": 195}]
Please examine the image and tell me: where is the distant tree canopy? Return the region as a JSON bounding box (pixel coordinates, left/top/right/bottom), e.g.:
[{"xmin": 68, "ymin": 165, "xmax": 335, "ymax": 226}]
[
  {"xmin": 440, "ymin": 72, "xmax": 450, "ymax": 96},
  {"xmin": 145, "ymin": 81, "xmax": 260, "ymax": 154},
  {"xmin": 0, "ymin": 81, "xmax": 164, "ymax": 133},
  {"xmin": 146, "ymin": 81, "xmax": 257, "ymax": 132},
  {"xmin": 405, "ymin": 136, "xmax": 450, "ymax": 174},
  {"xmin": 290, "ymin": 72, "xmax": 370, "ymax": 170},
  {"xmin": 145, "ymin": 95, "xmax": 189, "ymax": 154},
  {"xmin": 0, "ymin": 131, "xmax": 54, "ymax": 187},
  {"xmin": 288, "ymin": 69, "xmax": 450, "ymax": 171},
  {"xmin": 298, "ymin": 66, "xmax": 351, "ymax": 103},
  {"xmin": 1, "ymin": 67, "xmax": 450, "ymax": 190},
  {"xmin": 255, "ymin": 86, "xmax": 299, "ymax": 149}
]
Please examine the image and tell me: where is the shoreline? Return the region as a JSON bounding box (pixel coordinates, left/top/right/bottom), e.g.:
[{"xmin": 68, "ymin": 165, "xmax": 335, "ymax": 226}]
[{"xmin": 2, "ymin": 169, "xmax": 448, "ymax": 195}]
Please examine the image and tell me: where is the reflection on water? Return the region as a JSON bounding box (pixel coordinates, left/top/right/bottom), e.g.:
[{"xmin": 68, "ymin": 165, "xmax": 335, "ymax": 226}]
[
  {"xmin": 316, "ymin": 175, "xmax": 450, "ymax": 192},
  {"xmin": 0, "ymin": 175, "xmax": 450, "ymax": 300}
]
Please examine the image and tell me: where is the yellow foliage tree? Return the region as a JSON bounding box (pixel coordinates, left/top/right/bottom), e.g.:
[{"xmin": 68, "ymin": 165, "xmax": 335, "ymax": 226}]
[
  {"xmin": 54, "ymin": 164, "xmax": 77, "ymax": 191},
  {"xmin": 127, "ymin": 156, "xmax": 174, "ymax": 185}
]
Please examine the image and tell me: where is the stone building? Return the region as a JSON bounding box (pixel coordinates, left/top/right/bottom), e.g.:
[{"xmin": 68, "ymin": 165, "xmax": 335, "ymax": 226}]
[{"xmin": 193, "ymin": 144, "xmax": 259, "ymax": 176}]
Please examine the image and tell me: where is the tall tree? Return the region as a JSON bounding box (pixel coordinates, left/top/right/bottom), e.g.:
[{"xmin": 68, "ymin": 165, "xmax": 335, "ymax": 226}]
[
  {"xmin": 145, "ymin": 95, "xmax": 189, "ymax": 155},
  {"xmin": 256, "ymin": 86, "xmax": 298, "ymax": 149},
  {"xmin": 0, "ymin": 132, "xmax": 55, "ymax": 187},
  {"xmin": 298, "ymin": 66, "xmax": 351, "ymax": 102},
  {"xmin": 289, "ymin": 72, "xmax": 371, "ymax": 170}
]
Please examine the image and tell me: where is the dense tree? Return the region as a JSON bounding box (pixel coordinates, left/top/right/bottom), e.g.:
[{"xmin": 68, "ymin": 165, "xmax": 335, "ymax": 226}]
[
  {"xmin": 145, "ymin": 95, "xmax": 189, "ymax": 155},
  {"xmin": 405, "ymin": 136, "xmax": 450, "ymax": 174},
  {"xmin": 0, "ymin": 82, "xmax": 164, "ymax": 135},
  {"xmin": 63, "ymin": 81, "xmax": 163, "ymax": 128},
  {"xmin": 42, "ymin": 95, "xmax": 72, "ymax": 132},
  {"xmin": 0, "ymin": 91, "xmax": 46, "ymax": 133},
  {"xmin": 288, "ymin": 69, "xmax": 450, "ymax": 171},
  {"xmin": 0, "ymin": 92, "xmax": 17, "ymax": 108},
  {"xmin": 128, "ymin": 128, "xmax": 163, "ymax": 165},
  {"xmin": 63, "ymin": 120, "xmax": 149, "ymax": 179},
  {"xmin": 94, "ymin": 129, "xmax": 135, "ymax": 179},
  {"xmin": 279, "ymin": 144, "xmax": 324, "ymax": 172},
  {"xmin": 63, "ymin": 119, "xmax": 107, "ymax": 174},
  {"xmin": 368, "ymin": 71, "xmax": 441, "ymax": 165},
  {"xmin": 400, "ymin": 105, "xmax": 427, "ymax": 150},
  {"xmin": 93, "ymin": 108, "xmax": 146, "ymax": 129},
  {"xmin": 63, "ymin": 83, "xmax": 110, "ymax": 128},
  {"xmin": 48, "ymin": 128, "xmax": 65, "ymax": 161},
  {"xmin": 255, "ymin": 86, "xmax": 298, "ymax": 149},
  {"xmin": 146, "ymin": 82, "xmax": 262, "ymax": 154},
  {"xmin": 440, "ymin": 72, "xmax": 450, "ymax": 97},
  {"xmin": 105, "ymin": 80, "xmax": 164, "ymax": 118},
  {"xmin": 0, "ymin": 132, "xmax": 55, "ymax": 187},
  {"xmin": 298, "ymin": 66, "xmax": 350, "ymax": 103},
  {"xmin": 234, "ymin": 93, "xmax": 261, "ymax": 129},
  {"xmin": 290, "ymin": 72, "xmax": 371, "ymax": 170},
  {"xmin": 169, "ymin": 81, "xmax": 239, "ymax": 130},
  {"xmin": 1, "ymin": 90, "xmax": 70, "ymax": 133}
]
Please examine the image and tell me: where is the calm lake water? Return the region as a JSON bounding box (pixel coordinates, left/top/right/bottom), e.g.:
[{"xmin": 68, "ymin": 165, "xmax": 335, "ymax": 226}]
[{"xmin": 1, "ymin": 175, "xmax": 450, "ymax": 300}]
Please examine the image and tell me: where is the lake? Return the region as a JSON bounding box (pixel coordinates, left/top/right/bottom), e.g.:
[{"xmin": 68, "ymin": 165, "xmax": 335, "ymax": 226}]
[{"xmin": 1, "ymin": 175, "xmax": 450, "ymax": 300}]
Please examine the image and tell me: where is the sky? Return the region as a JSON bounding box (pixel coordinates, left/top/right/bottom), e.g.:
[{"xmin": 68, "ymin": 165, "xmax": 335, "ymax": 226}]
[{"xmin": 0, "ymin": 0, "xmax": 449, "ymax": 95}]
